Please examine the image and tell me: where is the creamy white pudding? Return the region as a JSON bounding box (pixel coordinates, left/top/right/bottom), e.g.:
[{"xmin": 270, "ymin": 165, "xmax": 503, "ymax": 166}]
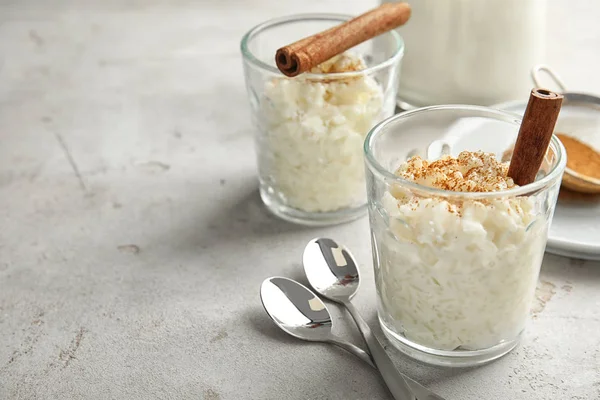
[
  {"xmin": 259, "ymin": 53, "xmax": 384, "ymax": 213},
  {"xmin": 377, "ymin": 151, "xmax": 546, "ymax": 351}
]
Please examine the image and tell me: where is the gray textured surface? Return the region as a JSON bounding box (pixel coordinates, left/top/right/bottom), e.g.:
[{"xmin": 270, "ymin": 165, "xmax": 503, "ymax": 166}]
[{"xmin": 1, "ymin": 1, "xmax": 600, "ymax": 399}]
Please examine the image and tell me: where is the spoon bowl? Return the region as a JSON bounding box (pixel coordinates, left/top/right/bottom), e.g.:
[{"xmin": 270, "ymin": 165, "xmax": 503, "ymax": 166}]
[
  {"xmin": 303, "ymin": 238, "xmax": 360, "ymax": 303},
  {"xmin": 260, "ymin": 276, "xmax": 376, "ymax": 364},
  {"xmin": 260, "ymin": 276, "xmax": 333, "ymax": 342}
]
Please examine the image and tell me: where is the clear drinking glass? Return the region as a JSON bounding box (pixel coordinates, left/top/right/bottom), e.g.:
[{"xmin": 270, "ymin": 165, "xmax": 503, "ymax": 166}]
[
  {"xmin": 241, "ymin": 14, "xmax": 403, "ymax": 226},
  {"xmin": 364, "ymin": 106, "xmax": 566, "ymax": 367}
]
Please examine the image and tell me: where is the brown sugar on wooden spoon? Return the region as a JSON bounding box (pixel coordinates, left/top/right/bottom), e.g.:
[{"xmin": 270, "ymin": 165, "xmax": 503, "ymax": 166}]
[
  {"xmin": 504, "ymin": 132, "xmax": 600, "ymax": 194},
  {"xmin": 556, "ymin": 133, "xmax": 600, "ymax": 180}
]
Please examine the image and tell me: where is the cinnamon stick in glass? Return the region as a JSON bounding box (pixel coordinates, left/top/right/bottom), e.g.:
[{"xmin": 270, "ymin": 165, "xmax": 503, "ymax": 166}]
[
  {"xmin": 508, "ymin": 88, "xmax": 564, "ymax": 186},
  {"xmin": 275, "ymin": 3, "xmax": 411, "ymax": 77}
]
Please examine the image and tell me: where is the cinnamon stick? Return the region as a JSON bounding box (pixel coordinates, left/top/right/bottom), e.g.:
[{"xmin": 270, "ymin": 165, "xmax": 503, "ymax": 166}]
[
  {"xmin": 275, "ymin": 3, "xmax": 411, "ymax": 77},
  {"xmin": 508, "ymin": 88, "xmax": 564, "ymax": 186}
]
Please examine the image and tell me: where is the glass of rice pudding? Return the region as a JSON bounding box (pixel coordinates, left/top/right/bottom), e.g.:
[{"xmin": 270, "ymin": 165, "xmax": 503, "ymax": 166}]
[
  {"xmin": 241, "ymin": 14, "xmax": 403, "ymax": 226},
  {"xmin": 364, "ymin": 105, "xmax": 566, "ymax": 367}
]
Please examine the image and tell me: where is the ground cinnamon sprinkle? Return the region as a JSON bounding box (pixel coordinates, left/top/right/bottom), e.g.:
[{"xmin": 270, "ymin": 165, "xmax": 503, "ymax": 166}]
[
  {"xmin": 395, "ymin": 151, "xmax": 516, "ymax": 192},
  {"xmin": 556, "ymin": 133, "xmax": 600, "ymax": 179}
]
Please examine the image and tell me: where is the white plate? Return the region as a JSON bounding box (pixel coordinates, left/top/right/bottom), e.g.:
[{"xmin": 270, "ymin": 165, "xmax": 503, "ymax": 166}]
[{"xmin": 495, "ymin": 99, "xmax": 600, "ymax": 260}]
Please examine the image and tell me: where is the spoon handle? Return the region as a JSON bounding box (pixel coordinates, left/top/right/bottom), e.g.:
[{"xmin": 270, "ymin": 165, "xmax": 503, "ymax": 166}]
[
  {"xmin": 343, "ymin": 301, "xmax": 416, "ymax": 400},
  {"xmin": 326, "ymin": 335, "xmax": 375, "ymax": 366}
]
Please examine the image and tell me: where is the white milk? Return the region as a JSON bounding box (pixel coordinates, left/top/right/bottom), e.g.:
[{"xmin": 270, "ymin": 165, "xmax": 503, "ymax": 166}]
[{"xmin": 387, "ymin": 0, "xmax": 547, "ymax": 106}]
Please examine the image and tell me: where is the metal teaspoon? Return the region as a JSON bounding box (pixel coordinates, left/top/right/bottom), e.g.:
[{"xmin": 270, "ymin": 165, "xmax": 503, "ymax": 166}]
[
  {"xmin": 260, "ymin": 276, "xmax": 371, "ymax": 362},
  {"xmin": 259, "ymin": 277, "xmax": 444, "ymax": 400},
  {"xmin": 303, "ymin": 238, "xmax": 420, "ymax": 400}
]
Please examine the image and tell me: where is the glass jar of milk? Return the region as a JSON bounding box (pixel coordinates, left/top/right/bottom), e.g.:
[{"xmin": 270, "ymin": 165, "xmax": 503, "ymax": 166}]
[{"xmin": 384, "ymin": 0, "xmax": 547, "ymax": 107}]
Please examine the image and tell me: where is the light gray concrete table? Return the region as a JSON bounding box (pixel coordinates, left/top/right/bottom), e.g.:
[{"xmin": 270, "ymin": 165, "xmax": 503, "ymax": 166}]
[{"xmin": 1, "ymin": 1, "xmax": 599, "ymax": 399}]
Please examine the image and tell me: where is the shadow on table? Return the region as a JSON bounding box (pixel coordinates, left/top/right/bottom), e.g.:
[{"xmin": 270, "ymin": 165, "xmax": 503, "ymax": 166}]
[
  {"xmin": 200, "ymin": 185, "xmax": 323, "ymax": 249},
  {"xmin": 147, "ymin": 181, "xmax": 323, "ymax": 257}
]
